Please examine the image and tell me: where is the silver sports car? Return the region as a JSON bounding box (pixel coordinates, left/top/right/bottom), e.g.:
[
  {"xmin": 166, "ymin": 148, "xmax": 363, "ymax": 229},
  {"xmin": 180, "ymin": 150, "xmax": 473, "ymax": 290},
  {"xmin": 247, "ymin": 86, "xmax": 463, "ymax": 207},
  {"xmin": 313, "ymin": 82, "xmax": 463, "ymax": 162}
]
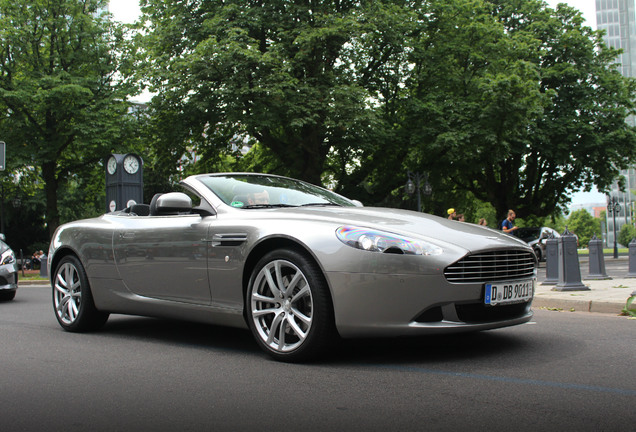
[{"xmin": 48, "ymin": 173, "xmax": 536, "ymax": 361}]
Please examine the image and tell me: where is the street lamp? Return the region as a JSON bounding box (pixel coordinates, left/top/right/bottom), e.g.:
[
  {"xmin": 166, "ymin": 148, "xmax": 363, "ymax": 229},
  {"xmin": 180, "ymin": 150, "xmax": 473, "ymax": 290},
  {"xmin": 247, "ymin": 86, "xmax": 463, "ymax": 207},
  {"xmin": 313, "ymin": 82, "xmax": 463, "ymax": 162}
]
[
  {"xmin": 406, "ymin": 171, "xmax": 432, "ymax": 212},
  {"xmin": 607, "ymin": 196, "xmax": 621, "ymax": 259}
]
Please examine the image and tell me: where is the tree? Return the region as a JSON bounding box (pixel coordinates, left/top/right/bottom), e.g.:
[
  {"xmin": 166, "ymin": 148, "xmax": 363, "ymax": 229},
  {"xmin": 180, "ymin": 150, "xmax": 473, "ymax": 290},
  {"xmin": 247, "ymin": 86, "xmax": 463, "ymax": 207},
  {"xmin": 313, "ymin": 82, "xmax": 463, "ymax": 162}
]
[
  {"xmin": 0, "ymin": 0, "xmax": 131, "ymax": 237},
  {"xmin": 391, "ymin": 0, "xmax": 636, "ymax": 220},
  {"xmin": 135, "ymin": 0, "xmax": 406, "ymax": 186},
  {"xmin": 566, "ymin": 209, "xmax": 601, "ymax": 248},
  {"xmin": 132, "ymin": 0, "xmax": 636, "ymax": 223}
]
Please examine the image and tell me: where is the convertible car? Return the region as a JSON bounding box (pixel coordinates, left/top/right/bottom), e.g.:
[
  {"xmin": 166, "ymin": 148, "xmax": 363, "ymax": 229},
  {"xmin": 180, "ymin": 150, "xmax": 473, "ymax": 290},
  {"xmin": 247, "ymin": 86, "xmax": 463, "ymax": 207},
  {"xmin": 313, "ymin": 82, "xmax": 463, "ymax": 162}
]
[{"xmin": 48, "ymin": 173, "xmax": 536, "ymax": 361}]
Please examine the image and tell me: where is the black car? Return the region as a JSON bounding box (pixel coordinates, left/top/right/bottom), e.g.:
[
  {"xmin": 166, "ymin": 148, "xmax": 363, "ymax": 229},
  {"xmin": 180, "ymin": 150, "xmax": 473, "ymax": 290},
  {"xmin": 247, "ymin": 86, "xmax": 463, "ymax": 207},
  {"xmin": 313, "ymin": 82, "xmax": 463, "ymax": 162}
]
[
  {"xmin": 0, "ymin": 235, "xmax": 18, "ymax": 301},
  {"xmin": 514, "ymin": 227, "xmax": 560, "ymax": 261}
]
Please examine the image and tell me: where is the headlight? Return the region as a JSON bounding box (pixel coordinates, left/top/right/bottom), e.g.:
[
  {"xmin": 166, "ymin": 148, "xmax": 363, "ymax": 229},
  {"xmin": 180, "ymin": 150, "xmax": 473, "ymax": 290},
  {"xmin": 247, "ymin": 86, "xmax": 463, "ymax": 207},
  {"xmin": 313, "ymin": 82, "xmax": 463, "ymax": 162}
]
[
  {"xmin": 336, "ymin": 226, "xmax": 443, "ymax": 256},
  {"xmin": 1, "ymin": 249, "xmax": 15, "ymax": 265}
]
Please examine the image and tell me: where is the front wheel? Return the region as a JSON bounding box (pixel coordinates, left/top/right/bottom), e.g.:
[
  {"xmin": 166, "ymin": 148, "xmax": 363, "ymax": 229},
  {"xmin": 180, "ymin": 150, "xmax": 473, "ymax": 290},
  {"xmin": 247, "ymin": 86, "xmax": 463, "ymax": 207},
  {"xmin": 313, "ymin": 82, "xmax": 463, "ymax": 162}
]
[
  {"xmin": 52, "ymin": 255, "xmax": 109, "ymax": 332},
  {"xmin": 246, "ymin": 249, "xmax": 335, "ymax": 362}
]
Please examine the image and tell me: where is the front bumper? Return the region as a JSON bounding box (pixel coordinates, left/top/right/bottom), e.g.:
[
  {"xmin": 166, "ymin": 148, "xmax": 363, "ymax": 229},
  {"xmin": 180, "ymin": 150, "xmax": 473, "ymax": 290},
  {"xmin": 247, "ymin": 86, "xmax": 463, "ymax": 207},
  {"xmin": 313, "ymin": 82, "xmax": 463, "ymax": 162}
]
[
  {"xmin": 327, "ymin": 271, "xmax": 533, "ymax": 338},
  {"xmin": 0, "ymin": 264, "xmax": 18, "ymax": 290}
]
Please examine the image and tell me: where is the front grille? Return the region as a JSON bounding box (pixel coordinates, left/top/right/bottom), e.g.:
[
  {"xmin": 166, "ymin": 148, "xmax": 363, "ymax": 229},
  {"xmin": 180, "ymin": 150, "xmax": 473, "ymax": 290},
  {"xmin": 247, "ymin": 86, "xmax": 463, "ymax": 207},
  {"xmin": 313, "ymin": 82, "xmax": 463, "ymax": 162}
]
[{"xmin": 444, "ymin": 249, "xmax": 536, "ymax": 284}]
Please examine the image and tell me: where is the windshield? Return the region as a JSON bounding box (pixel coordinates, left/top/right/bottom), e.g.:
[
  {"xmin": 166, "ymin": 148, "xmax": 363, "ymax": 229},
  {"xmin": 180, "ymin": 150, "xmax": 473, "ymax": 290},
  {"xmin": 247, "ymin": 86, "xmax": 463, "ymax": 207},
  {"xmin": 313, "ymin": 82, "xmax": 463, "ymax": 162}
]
[{"xmin": 197, "ymin": 174, "xmax": 356, "ymax": 209}]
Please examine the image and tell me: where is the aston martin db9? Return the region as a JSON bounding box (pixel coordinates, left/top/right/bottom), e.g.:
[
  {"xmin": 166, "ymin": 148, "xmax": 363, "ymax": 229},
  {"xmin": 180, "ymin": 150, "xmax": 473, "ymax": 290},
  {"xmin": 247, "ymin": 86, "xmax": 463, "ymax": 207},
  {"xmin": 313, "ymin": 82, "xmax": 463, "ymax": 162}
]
[{"xmin": 49, "ymin": 173, "xmax": 536, "ymax": 361}]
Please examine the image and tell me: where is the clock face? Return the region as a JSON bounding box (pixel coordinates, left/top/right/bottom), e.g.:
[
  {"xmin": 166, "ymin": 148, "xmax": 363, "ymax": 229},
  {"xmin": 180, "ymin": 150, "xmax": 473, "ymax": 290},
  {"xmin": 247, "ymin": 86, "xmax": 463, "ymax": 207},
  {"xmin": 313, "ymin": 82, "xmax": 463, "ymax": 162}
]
[
  {"xmin": 123, "ymin": 155, "xmax": 139, "ymax": 174},
  {"xmin": 107, "ymin": 156, "xmax": 117, "ymax": 175}
]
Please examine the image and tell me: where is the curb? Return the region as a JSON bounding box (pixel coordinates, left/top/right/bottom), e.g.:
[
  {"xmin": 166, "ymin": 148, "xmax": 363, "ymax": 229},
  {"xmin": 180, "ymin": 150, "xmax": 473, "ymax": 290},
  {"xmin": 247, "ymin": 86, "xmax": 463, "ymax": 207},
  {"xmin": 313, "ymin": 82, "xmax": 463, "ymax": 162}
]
[
  {"xmin": 19, "ymin": 280, "xmax": 50, "ymax": 286},
  {"xmin": 532, "ymin": 297, "xmax": 625, "ymax": 315}
]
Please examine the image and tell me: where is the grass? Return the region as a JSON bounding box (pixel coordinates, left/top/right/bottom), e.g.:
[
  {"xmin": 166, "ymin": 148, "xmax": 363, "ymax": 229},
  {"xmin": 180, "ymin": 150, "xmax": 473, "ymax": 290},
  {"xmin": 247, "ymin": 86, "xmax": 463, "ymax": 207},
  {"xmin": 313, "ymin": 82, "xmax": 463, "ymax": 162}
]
[
  {"xmin": 19, "ymin": 269, "xmax": 48, "ymax": 281},
  {"xmin": 577, "ymin": 248, "xmax": 628, "ymax": 255}
]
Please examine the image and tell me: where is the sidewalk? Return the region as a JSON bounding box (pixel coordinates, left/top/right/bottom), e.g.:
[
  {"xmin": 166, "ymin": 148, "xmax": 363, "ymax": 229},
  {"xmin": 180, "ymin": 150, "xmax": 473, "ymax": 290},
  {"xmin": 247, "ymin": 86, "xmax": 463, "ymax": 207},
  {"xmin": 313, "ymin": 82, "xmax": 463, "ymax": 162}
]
[
  {"xmin": 534, "ymin": 277, "xmax": 634, "ymax": 315},
  {"xmin": 534, "ymin": 256, "xmax": 635, "ymax": 315}
]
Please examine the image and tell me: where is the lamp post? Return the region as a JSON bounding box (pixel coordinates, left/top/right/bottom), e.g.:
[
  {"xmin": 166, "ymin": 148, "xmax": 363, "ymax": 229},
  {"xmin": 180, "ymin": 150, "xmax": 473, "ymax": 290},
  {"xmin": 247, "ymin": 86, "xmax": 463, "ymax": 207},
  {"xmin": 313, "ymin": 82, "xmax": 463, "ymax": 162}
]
[
  {"xmin": 406, "ymin": 171, "xmax": 432, "ymax": 212},
  {"xmin": 607, "ymin": 196, "xmax": 621, "ymax": 259}
]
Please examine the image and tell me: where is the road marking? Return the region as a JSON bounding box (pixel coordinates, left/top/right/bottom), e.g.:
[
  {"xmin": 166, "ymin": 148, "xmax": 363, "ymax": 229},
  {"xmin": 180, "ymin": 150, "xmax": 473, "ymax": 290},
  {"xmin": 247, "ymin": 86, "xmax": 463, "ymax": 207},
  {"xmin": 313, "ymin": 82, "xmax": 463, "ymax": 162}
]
[{"xmin": 374, "ymin": 365, "xmax": 636, "ymax": 397}]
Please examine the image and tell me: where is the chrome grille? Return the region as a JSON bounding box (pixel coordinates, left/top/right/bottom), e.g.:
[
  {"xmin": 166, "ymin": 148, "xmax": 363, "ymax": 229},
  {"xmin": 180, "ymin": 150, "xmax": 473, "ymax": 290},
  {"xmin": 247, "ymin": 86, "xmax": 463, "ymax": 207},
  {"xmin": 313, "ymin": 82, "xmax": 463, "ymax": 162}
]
[{"xmin": 444, "ymin": 250, "xmax": 536, "ymax": 283}]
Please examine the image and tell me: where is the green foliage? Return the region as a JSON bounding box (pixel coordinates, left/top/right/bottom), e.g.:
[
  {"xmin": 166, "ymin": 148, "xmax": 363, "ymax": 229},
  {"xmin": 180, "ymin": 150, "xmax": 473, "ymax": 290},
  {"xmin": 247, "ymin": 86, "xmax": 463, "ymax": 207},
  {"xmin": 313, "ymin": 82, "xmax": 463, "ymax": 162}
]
[
  {"xmin": 0, "ymin": 0, "xmax": 133, "ymax": 237},
  {"xmin": 135, "ymin": 0, "xmax": 385, "ymax": 186},
  {"xmin": 623, "ymin": 294, "xmax": 636, "ymax": 317},
  {"xmin": 566, "ymin": 209, "xmax": 602, "ymax": 248},
  {"xmin": 0, "ymin": 171, "xmax": 48, "ymax": 253},
  {"xmin": 618, "ymin": 223, "xmax": 636, "ymax": 248},
  {"xmin": 2, "ymin": 0, "xmax": 635, "ymax": 253},
  {"xmin": 396, "ymin": 0, "xmax": 636, "ymax": 221}
]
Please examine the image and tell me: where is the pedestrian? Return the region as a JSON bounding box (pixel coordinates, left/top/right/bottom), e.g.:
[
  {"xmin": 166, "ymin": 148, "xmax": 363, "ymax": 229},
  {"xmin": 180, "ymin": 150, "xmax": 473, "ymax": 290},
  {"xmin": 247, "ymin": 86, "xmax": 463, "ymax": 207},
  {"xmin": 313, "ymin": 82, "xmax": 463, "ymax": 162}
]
[
  {"xmin": 457, "ymin": 214, "xmax": 465, "ymax": 222},
  {"xmin": 31, "ymin": 250, "xmax": 42, "ymax": 270},
  {"xmin": 447, "ymin": 208, "xmax": 456, "ymax": 220},
  {"xmin": 501, "ymin": 209, "xmax": 518, "ymax": 234},
  {"xmin": 478, "ymin": 218, "xmax": 488, "ymax": 226}
]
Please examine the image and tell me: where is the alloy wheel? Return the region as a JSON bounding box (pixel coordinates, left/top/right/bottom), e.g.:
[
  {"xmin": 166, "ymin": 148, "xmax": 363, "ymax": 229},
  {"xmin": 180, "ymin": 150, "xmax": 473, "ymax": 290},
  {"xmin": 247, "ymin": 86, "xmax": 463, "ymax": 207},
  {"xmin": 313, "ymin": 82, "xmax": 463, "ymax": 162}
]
[
  {"xmin": 54, "ymin": 261, "xmax": 82, "ymax": 325},
  {"xmin": 250, "ymin": 259, "xmax": 314, "ymax": 353}
]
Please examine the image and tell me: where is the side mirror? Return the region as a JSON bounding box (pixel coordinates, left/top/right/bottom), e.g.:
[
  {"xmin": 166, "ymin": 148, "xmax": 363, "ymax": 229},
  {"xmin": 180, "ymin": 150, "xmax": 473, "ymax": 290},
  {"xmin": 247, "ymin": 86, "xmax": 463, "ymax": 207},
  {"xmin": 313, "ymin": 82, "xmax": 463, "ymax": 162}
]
[{"xmin": 156, "ymin": 192, "xmax": 193, "ymax": 214}]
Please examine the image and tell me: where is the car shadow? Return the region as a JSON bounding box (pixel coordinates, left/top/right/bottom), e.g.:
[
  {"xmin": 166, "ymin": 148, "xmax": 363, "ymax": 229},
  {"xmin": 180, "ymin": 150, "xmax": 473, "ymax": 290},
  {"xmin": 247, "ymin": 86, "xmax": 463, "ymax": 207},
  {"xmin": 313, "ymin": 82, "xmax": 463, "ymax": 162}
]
[
  {"xmin": 96, "ymin": 315, "xmax": 536, "ymax": 366},
  {"xmin": 328, "ymin": 331, "xmax": 534, "ymax": 366},
  {"xmin": 101, "ymin": 315, "xmax": 260, "ymax": 356}
]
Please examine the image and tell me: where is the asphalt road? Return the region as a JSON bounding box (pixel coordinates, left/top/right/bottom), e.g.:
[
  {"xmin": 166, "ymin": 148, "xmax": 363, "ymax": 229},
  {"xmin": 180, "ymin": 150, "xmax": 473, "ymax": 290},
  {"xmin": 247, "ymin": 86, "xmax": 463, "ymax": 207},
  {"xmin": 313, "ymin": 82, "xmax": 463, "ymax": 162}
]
[{"xmin": 1, "ymin": 285, "xmax": 634, "ymax": 432}]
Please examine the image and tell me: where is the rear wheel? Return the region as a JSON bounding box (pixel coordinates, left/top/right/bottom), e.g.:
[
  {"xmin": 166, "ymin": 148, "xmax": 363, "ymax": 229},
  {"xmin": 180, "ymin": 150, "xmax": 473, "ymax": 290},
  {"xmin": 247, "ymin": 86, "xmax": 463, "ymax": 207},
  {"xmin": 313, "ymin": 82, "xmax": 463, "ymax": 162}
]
[
  {"xmin": 53, "ymin": 255, "xmax": 109, "ymax": 332},
  {"xmin": 246, "ymin": 249, "xmax": 335, "ymax": 362}
]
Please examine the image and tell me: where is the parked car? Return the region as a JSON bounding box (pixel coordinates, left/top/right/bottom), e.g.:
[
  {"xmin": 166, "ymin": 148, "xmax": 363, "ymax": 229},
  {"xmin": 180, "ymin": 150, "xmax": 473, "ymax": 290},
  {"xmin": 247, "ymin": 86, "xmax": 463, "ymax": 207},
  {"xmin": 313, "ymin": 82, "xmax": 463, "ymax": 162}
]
[
  {"xmin": 48, "ymin": 172, "xmax": 537, "ymax": 362},
  {"xmin": 514, "ymin": 227, "xmax": 560, "ymax": 261},
  {"xmin": 0, "ymin": 234, "xmax": 19, "ymax": 301}
]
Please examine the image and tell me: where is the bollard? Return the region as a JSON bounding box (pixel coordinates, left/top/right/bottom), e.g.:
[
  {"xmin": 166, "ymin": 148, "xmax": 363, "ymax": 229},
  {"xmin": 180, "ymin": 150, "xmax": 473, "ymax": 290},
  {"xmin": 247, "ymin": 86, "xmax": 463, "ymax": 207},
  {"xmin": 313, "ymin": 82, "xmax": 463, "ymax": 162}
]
[
  {"xmin": 554, "ymin": 228, "xmax": 589, "ymax": 291},
  {"xmin": 39, "ymin": 253, "xmax": 48, "ymax": 277},
  {"xmin": 585, "ymin": 234, "xmax": 610, "ymax": 280},
  {"xmin": 627, "ymin": 238, "xmax": 636, "ymax": 278},
  {"xmin": 542, "ymin": 233, "xmax": 559, "ymax": 285}
]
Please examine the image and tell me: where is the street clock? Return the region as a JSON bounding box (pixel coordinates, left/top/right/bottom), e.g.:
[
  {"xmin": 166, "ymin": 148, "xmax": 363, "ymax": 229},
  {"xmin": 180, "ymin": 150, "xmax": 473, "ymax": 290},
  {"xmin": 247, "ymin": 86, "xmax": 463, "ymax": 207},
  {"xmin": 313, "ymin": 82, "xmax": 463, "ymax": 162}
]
[
  {"xmin": 123, "ymin": 154, "xmax": 140, "ymax": 174},
  {"xmin": 105, "ymin": 153, "xmax": 143, "ymax": 213},
  {"xmin": 107, "ymin": 155, "xmax": 117, "ymax": 175}
]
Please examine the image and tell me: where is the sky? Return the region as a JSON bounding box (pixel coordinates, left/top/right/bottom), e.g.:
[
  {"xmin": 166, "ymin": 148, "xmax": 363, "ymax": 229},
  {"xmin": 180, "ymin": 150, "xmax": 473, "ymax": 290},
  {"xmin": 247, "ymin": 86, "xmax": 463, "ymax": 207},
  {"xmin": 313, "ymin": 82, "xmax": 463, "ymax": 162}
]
[
  {"xmin": 108, "ymin": 0, "xmax": 607, "ymax": 207},
  {"xmin": 108, "ymin": 0, "xmax": 141, "ymax": 24},
  {"xmin": 109, "ymin": 1, "xmax": 597, "ymax": 25},
  {"xmin": 546, "ymin": 0, "xmax": 597, "ymax": 27}
]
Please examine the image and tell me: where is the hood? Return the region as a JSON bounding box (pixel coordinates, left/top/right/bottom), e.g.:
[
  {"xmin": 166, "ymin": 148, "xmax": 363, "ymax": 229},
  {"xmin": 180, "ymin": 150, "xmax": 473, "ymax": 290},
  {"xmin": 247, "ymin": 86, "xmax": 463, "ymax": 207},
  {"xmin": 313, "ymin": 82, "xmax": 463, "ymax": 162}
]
[{"xmin": 252, "ymin": 206, "xmax": 530, "ymax": 253}]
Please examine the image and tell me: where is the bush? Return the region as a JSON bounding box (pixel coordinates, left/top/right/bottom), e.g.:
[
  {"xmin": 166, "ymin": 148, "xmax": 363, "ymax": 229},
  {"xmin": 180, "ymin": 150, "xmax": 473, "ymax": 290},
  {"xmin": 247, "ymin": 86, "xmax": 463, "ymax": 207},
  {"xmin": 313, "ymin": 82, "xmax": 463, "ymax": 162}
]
[{"xmin": 618, "ymin": 224, "xmax": 636, "ymax": 248}]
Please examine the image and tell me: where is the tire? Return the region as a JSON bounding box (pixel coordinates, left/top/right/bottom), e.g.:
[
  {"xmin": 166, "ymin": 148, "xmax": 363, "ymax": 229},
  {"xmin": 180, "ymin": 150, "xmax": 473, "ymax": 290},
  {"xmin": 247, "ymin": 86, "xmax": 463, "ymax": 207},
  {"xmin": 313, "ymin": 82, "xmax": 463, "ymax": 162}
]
[
  {"xmin": 246, "ymin": 249, "xmax": 335, "ymax": 362},
  {"xmin": 52, "ymin": 255, "xmax": 109, "ymax": 332},
  {"xmin": 0, "ymin": 290, "xmax": 16, "ymax": 301}
]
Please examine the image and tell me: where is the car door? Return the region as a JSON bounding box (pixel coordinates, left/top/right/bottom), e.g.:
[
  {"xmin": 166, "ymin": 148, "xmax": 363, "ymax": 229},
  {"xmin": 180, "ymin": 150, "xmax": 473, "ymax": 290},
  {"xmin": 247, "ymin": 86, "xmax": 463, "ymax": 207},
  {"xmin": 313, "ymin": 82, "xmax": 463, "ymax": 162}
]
[{"xmin": 113, "ymin": 214, "xmax": 213, "ymax": 304}]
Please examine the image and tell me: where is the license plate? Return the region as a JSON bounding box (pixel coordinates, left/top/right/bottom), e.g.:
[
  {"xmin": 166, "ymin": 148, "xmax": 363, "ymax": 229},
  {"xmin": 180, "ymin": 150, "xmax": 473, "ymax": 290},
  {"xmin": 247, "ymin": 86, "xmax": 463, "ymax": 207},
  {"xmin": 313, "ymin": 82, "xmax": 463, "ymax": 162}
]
[{"xmin": 484, "ymin": 279, "xmax": 534, "ymax": 306}]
